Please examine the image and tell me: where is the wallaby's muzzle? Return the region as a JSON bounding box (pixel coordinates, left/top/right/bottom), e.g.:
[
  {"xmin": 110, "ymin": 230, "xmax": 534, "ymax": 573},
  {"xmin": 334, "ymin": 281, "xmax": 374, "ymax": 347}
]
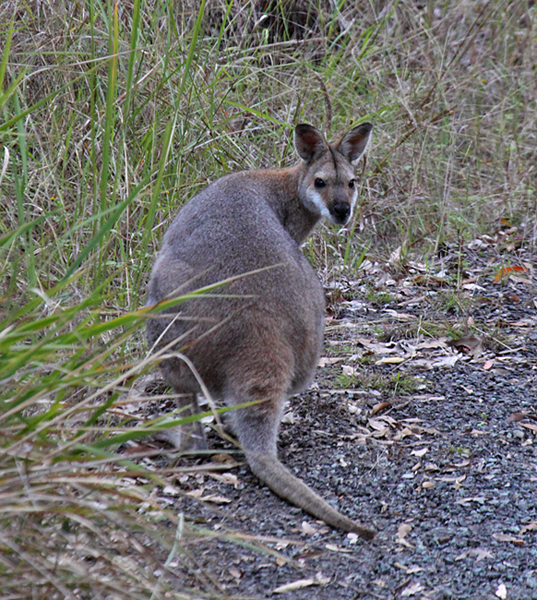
[{"xmin": 330, "ymin": 201, "xmax": 351, "ymax": 224}]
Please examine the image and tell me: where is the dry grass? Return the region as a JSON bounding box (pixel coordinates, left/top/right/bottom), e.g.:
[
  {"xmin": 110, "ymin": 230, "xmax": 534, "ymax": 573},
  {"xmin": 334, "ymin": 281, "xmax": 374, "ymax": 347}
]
[{"xmin": 0, "ymin": 0, "xmax": 536, "ymax": 597}]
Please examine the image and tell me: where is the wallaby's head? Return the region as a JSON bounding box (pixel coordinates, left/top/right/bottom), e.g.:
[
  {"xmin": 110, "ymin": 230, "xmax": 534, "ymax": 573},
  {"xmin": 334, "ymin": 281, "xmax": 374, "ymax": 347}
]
[{"xmin": 295, "ymin": 122, "xmax": 372, "ymax": 225}]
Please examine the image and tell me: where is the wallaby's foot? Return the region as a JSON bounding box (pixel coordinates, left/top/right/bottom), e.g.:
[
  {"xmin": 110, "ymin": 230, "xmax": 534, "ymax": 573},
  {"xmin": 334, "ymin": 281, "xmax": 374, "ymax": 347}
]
[{"xmin": 154, "ymin": 423, "xmax": 208, "ymax": 452}]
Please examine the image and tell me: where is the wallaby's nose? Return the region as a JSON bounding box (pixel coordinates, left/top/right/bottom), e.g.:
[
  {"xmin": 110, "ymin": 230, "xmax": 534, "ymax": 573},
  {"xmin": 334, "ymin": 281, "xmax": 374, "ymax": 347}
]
[{"xmin": 331, "ymin": 202, "xmax": 351, "ymax": 224}]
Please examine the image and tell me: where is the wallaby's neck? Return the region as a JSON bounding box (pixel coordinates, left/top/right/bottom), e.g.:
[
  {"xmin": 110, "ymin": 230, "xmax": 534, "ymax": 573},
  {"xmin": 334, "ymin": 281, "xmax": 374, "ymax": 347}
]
[{"xmin": 261, "ymin": 164, "xmax": 320, "ymax": 246}]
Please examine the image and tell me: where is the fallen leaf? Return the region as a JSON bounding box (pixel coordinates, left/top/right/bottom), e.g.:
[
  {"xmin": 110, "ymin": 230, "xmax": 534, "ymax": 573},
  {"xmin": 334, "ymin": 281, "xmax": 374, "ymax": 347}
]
[
  {"xmin": 389, "ymin": 245, "xmax": 403, "ymax": 264},
  {"xmin": 301, "ymin": 521, "xmax": 317, "ymax": 535},
  {"xmin": 318, "ymin": 356, "xmax": 345, "ymax": 367},
  {"xmin": 432, "ymin": 355, "xmax": 460, "ymax": 368},
  {"xmin": 229, "ymin": 568, "xmax": 241, "ymax": 579},
  {"xmin": 396, "ymin": 523, "xmax": 414, "ymax": 547},
  {"xmin": 378, "ymin": 414, "xmax": 398, "ymax": 426},
  {"xmin": 472, "ymin": 548, "xmax": 494, "ymax": 561},
  {"xmin": 462, "ymin": 282, "xmax": 486, "ymax": 291},
  {"xmin": 507, "ymin": 411, "xmax": 528, "ymax": 423},
  {"xmin": 392, "ymin": 427, "xmax": 415, "ymax": 441},
  {"xmin": 483, "ymin": 360, "xmax": 494, "ymax": 370},
  {"xmin": 422, "ymin": 481, "xmax": 435, "ymax": 489},
  {"xmin": 393, "ymin": 562, "xmax": 424, "ymax": 574},
  {"xmin": 415, "ymin": 339, "xmax": 447, "ymax": 350},
  {"xmin": 436, "ymin": 475, "xmax": 466, "ymax": 488},
  {"xmin": 371, "ymin": 401, "xmax": 392, "ymax": 415},
  {"xmin": 456, "ymin": 548, "xmax": 494, "ymax": 562},
  {"xmin": 356, "ymin": 338, "xmax": 399, "ymax": 355},
  {"xmin": 411, "ymin": 447, "xmax": 428, "ymax": 457},
  {"xmin": 447, "ymin": 336, "xmax": 483, "ymax": 357},
  {"xmin": 521, "ymin": 423, "xmax": 537, "ymax": 434},
  {"xmin": 468, "ymin": 237, "xmax": 489, "ymax": 249},
  {"xmin": 520, "ymin": 521, "xmax": 537, "ymax": 534},
  {"xmin": 342, "ymin": 365, "xmax": 357, "ymax": 376},
  {"xmin": 376, "ymin": 356, "xmax": 406, "ymax": 365},
  {"xmin": 493, "ymin": 533, "xmax": 525, "ymax": 546},
  {"xmin": 368, "ymin": 418, "xmax": 390, "ymax": 433},
  {"xmin": 186, "ymin": 490, "xmax": 231, "ymax": 504},
  {"xmin": 398, "ymin": 523, "xmax": 412, "ymax": 538},
  {"xmin": 413, "ymin": 271, "xmax": 446, "ymax": 285},
  {"xmin": 208, "ymin": 472, "xmax": 239, "ymax": 488},
  {"xmin": 493, "ymin": 265, "xmax": 529, "ymax": 284},
  {"xmin": 281, "ymin": 410, "xmax": 295, "ymax": 424},
  {"xmin": 401, "ymin": 582, "xmax": 424, "ymax": 596},
  {"xmin": 211, "ymin": 453, "xmax": 237, "ymax": 465},
  {"xmin": 121, "ymin": 443, "xmax": 159, "ymax": 455},
  {"xmin": 325, "ymin": 543, "xmax": 352, "ymax": 553},
  {"xmin": 273, "ymin": 573, "xmax": 329, "ymax": 594},
  {"xmin": 512, "ymin": 318, "xmax": 537, "ymax": 327},
  {"xmin": 274, "ymin": 579, "xmax": 316, "ymax": 593},
  {"xmin": 456, "ymin": 496, "xmax": 486, "ymax": 505},
  {"xmin": 510, "ymin": 275, "xmax": 533, "ymax": 285}
]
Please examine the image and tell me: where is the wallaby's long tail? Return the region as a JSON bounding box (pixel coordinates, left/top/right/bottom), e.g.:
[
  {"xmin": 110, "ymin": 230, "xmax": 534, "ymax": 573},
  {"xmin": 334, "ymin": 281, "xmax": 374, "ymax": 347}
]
[{"xmin": 247, "ymin": 452, "xmax": 375, "ymax": 540}]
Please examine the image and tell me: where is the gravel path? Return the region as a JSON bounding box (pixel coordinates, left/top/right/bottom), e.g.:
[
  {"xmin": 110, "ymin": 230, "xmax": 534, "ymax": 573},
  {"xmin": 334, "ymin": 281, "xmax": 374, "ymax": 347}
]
[{"xmin": 153, "ymin": 239, "xmax": 536, "ymax": 600}]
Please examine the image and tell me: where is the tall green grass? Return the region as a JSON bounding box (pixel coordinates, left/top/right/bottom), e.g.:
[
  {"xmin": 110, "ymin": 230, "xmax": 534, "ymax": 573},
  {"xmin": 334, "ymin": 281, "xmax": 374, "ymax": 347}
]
[{"xmin": 0, "ymin": 0, "xmax": 536, "ymax": 597}]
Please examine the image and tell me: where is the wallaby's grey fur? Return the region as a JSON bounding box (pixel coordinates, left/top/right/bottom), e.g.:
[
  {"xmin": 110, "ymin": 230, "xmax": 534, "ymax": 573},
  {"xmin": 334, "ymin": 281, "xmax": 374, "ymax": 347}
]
[{"xmin": 146, "ymin": 123, "xmax": 375, "ymax": 539}]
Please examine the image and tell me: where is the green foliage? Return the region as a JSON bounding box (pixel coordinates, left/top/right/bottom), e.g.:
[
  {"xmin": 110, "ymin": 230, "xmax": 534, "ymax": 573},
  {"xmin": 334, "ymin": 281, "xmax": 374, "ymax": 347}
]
[{"xmin": 335, "ymin": 369, "xmax": 424, "ymax": 395}]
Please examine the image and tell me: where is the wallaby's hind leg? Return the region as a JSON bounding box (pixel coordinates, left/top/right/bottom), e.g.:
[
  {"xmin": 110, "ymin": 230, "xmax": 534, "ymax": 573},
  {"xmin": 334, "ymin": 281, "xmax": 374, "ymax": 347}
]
[
  {"xmin": 229, "ymin": 386, "xmax": 375, "ymax": 540},
  {"xmin": 155, "ymin": 391, "xmax": 208, "ymax": 451},
  {"xmin": 156, "ymin": 359, "xmax": 207, "ymax": 451}
]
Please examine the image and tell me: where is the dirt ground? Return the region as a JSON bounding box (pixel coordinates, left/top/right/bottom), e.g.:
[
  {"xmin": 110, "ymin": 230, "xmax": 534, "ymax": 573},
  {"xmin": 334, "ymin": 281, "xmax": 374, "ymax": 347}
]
[{"xmin": 142, "ymin": 234, "xmax": 536, "ymax": 600}]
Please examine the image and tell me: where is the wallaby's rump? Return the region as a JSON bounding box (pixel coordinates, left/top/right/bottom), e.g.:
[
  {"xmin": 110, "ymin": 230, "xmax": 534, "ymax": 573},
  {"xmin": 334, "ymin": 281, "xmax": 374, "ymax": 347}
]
[{"xmin": 146, "ymin": 123, "xmax": 375, "ymax": 539}]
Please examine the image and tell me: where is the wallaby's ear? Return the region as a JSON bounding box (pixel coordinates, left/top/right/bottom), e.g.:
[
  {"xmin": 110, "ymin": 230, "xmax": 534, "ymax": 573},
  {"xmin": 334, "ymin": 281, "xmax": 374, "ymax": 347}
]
[
  {"xmin": 336, "ymin": 122, "xmax": 373, "ymax": 167},
  {"xmin": 294, "ymin": 124, "xmax": 327, "ymax": 163}
]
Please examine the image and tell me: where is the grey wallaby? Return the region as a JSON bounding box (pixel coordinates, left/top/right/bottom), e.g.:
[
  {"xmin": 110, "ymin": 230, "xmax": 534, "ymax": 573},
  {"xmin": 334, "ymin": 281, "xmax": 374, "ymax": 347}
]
[{"xmin": 146, "ymin": 122, "xmax": 375, "ymax": 539}]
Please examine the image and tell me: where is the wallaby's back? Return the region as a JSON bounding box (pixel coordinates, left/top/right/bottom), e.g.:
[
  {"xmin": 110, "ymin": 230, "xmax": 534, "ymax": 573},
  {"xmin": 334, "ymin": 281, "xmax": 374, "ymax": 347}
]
[
  {"xmin": 146, "ymin": 123, "xmax": 375, "ymax": 539},
  {"xmin": 147, "ymin": 168, "xmax": 324, "ymax": 395}
]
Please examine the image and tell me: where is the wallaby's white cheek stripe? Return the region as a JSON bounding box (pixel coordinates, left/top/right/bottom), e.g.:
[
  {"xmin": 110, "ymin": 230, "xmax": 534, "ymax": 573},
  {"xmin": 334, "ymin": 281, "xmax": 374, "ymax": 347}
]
[
  {"xmin": 306, "ymin": 189, "xmax": 331, "ymax": 219},
  {"xmin": 350, "ymin": 189, "xmax": 358, "ymax": 209}
]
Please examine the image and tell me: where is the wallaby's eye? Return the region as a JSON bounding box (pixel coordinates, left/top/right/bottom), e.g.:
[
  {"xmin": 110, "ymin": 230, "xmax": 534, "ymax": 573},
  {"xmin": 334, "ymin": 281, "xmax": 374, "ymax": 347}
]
[
  {"xmin": 348, "ymin": 179, "xmax": 356, "ymax": 189},
  {"xmin": 314, "ymin": 178, "xmax": 326, "ymax": 189}
]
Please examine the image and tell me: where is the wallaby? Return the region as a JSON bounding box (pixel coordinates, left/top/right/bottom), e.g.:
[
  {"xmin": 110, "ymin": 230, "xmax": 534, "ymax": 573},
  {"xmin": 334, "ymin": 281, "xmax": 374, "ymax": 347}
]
[{"xmin": 146, "ymin": 122, "xmax": 375, "ymax": 540}]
